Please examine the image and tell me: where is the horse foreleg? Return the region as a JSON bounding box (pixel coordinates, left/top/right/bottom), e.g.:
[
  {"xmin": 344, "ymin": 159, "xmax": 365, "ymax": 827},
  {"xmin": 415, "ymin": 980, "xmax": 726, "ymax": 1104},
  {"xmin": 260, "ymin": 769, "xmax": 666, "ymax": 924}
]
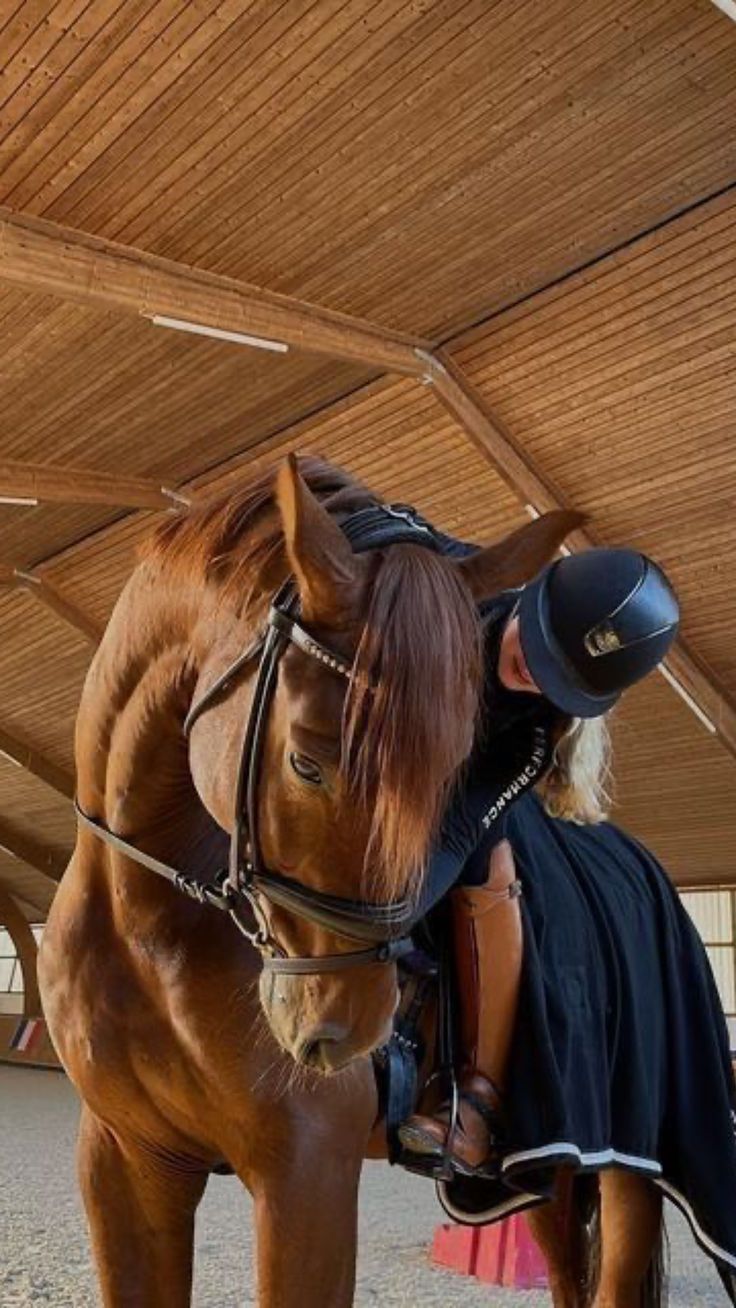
[
  {"xmin": 78, "ymin": 1105, "xmax": 208, "ymax": 1308},
  {"xmin": 526, "ymin": 1168, "xmax": 588, "ymax": 1308},
  {"xmin": 593, "ymin": 1169, "xmax": 663, "ymax": 1308},
  {"xmin": 249, "ymin": 1146, "xmax": 362, "ymax": 1308}
]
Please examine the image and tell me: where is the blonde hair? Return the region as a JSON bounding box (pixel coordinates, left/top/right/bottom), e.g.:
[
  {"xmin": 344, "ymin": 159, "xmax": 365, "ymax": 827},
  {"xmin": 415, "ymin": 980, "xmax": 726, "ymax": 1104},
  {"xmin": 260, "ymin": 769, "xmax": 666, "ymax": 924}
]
[{"xmin": 538, "ymin": 715, "xmax": 613, "ymax": 824}]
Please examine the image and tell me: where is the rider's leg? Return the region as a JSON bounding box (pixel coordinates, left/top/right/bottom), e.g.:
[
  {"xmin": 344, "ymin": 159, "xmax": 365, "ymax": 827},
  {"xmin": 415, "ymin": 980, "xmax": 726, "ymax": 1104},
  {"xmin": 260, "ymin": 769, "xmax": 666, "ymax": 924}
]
[{"xmin": 399, "ymin": 837, "xmax": 523, "ymax": 1169}]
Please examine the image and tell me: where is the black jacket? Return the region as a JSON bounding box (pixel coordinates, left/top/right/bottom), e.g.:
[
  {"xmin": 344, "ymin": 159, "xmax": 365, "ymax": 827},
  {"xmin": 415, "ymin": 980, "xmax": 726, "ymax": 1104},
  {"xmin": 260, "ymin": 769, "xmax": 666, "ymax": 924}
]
[{"xmin": 418, "ymin": 592, "xmax": 567, "ymax": 915}]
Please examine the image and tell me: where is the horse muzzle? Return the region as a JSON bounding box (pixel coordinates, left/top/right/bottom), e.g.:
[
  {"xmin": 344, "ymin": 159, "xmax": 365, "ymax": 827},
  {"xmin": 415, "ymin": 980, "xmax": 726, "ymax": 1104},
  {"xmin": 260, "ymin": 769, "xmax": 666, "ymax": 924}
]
[{"xmin": 260, "ymin": 969, "xmax": 396, "ymax": 1074}]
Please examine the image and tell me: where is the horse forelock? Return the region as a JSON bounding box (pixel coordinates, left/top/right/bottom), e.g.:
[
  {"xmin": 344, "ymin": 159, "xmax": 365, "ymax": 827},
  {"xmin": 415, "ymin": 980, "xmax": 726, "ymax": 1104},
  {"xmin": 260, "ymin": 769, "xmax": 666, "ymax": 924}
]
[{"xmin": 343, "ymin": 545, "xmax": 483, "ymax": 905}]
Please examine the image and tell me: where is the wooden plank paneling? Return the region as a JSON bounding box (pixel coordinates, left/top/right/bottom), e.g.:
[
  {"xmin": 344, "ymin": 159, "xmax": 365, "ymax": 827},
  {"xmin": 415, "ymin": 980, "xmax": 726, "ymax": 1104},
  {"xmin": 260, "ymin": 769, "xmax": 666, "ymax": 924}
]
[
  {"xmin": 0, "ymin": 207, "xmax": 426, "ymax": 372},
  {"xmin": 0, "ymin": 1, "xmax": 734, "ymax": 911},
  {"xmin": 449, "ymin": 189, "xmax": 736, "ymax": 702},
  {"xmin": 0, "ymin": 1, "xmax": 730, "ymax": 339},
  {"xmin": 428, "ymin": 350, "xmax": 736, "ymax": 761},
  {"xmin": 611, "ymin": 676, "xmax": 736, "ymax": 885},
  {"xmin": 0, "ymin": 853, "xmax": 56, "ymax": 920},
  {"xmin": 0, "ymin": 722, "xmax": 74, "ymax": 799},
  {"xmin": 0, "ymin": 818, "xmax": 66, "ymax": 883},
  {"xmin": 0, "ymin": 760, "xmax": 74, "ymax": 854},
  {"xmin": 41, "ymin": 367, "xmax": 736, "ymax": 885},
  {"xmin": 0, "ymin": 287, "xmax": 374, "ymax": 567},
  {"xmin": 44, "ymin": 375, "xmax": 528, "ymax": 596},
  {"xmin": 0, "ymin": 588, "xmax": 91, "ymax": 773}
]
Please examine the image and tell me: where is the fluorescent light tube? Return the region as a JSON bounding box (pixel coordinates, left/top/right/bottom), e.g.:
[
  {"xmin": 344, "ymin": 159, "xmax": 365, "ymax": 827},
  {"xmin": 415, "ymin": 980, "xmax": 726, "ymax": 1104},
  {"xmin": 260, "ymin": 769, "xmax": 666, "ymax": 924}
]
[
  {"xmin": 659, "ymin": 663, "xmax": 716, "ymax": 734},
  {"xmin": 0, "ymin": 496, "xmax": 38, "ymax": 506},
  {"xmin": 150, "ymin": 315, "xmax": 288, "ymax": 354}
]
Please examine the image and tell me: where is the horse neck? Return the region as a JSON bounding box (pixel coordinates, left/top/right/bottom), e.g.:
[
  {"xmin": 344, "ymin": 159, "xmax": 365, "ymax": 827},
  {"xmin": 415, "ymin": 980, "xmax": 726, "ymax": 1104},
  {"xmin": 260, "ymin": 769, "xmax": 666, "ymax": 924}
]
[{"xmin": 75, "ymin": 559, "xmax": 228, "ymax": 920}]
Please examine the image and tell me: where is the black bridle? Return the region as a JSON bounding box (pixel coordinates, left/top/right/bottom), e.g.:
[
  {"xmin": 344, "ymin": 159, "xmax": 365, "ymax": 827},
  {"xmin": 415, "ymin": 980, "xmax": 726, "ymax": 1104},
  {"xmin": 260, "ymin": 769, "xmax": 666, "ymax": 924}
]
[{"xmin": 76, "ymin": 506, "xmax": 441, "ymax": 976}]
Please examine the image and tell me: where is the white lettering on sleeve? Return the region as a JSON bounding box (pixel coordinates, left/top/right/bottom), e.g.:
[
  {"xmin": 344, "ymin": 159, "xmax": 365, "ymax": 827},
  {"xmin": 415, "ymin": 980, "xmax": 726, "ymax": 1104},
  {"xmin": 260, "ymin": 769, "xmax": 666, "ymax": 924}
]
[{"xmin": 481, "ymin": 728, "xmax": 549, "ymax": 830}]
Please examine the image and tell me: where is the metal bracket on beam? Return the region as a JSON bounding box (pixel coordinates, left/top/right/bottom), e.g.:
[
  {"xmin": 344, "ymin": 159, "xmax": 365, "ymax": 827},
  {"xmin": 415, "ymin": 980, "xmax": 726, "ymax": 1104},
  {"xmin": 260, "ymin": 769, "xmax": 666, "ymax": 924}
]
[{"xmin": 160, "ymin": 486, "xmax": 191, "ymax": 509}]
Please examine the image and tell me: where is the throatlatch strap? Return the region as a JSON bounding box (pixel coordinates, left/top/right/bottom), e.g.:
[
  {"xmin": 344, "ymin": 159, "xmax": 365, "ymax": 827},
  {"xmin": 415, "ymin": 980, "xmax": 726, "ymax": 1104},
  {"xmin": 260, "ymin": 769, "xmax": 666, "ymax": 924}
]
[{"xmin": 74, "ymin": 803, "xmax": 231, "ymax": 912}]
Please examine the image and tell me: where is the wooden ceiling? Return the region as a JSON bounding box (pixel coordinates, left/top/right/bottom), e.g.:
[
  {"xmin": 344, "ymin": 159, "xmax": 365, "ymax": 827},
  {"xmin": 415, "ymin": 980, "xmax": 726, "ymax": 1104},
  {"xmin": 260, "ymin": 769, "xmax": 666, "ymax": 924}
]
[
  {"xmin": 2, "ymin": 0, "xmax": 736, "ymax": 335},
  {"xmin": 0, "ymin": 0, "xmax": 734, "ymax": 921}
]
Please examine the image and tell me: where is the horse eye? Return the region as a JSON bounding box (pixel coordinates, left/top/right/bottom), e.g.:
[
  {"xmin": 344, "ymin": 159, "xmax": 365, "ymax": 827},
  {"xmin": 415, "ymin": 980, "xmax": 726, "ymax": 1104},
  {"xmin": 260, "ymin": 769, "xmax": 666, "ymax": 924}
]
[{"xmin": 289, "ymin": 752, "xmax": 323, "ymax": 786}]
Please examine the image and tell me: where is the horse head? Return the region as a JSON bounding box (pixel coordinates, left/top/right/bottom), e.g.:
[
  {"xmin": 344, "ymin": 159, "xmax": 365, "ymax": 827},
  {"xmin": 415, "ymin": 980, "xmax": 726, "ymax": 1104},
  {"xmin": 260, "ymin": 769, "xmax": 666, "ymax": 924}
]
[{"xmin": 185, "ymin": 456, "xmax": 579, "ymax": 1074}]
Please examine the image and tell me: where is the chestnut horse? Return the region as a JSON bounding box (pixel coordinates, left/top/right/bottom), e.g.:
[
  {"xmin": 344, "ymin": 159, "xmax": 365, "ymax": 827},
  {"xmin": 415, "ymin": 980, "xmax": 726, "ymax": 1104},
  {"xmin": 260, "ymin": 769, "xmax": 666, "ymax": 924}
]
[{"xmin": 40, "ymin": 456, "xmax": 661, "ymax": 1307}]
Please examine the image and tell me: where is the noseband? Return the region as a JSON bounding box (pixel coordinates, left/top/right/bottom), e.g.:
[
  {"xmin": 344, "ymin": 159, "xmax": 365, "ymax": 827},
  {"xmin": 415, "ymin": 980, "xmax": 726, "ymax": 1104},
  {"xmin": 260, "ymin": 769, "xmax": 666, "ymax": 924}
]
[{"xmin": 77, "ymin": 505, "xmax": 441, "ymax": 977}]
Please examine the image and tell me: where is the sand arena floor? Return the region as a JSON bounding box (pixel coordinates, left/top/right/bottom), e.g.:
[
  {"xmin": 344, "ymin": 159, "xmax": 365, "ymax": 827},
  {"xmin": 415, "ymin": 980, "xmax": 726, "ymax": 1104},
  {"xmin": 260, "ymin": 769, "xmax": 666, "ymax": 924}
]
[{"xmin": 0, "ymin": 1065, "xmax": 729, "ymax": 1306}]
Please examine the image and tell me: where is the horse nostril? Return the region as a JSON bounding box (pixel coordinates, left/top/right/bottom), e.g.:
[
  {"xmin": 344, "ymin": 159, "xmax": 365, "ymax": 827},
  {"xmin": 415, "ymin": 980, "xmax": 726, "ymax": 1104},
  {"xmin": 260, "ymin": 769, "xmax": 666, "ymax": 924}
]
[
  {"xmin": 295, "ymin": 1023, "xmax": 351, "ymax": 1072},
  {"xmin": 298, "ymin": 1039, "xmax": 321, "ymax": 1067}
]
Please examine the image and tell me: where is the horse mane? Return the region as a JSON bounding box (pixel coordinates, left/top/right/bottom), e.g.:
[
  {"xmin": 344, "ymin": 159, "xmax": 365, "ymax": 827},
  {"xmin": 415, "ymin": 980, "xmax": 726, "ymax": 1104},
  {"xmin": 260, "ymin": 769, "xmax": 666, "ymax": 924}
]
[
  {"xmin": 146, "ymin": 455, "xmax": 378, "ymax": 613},
  {"xmin": 144, "ymin": 456, "xmax": 483, "ymax": 901}
]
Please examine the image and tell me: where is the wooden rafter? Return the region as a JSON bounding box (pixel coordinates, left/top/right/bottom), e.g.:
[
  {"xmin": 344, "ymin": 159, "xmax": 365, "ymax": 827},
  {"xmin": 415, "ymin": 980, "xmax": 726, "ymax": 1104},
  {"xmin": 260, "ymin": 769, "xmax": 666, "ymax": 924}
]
[
  {"xmin": 425, "ymin": 351, "xmax": 584, "ymax": 525},
  {"xmin": 0, "ymin": 202, "xmax": 731, "ymax": 768},
  {"xmin": 10, "ymin": 890, "xmax": 49, "ymax": 919},
  {"xmin": 0, "ymin": 208, "xmax": 428, "ymax": 377},
  {"xmin": 15, "ymin": 572, "xmax": 104, "ymax": 646},
  {"xmin": 0, "ymin": 721, "xmax": 74, "ymax": 799},
  {"xmin": 427, "ymin": 349, "xmax": 736, "ymax": 762},
  {"xmin": 0, "ymin": 567, "xmax": 102, "ymax": 645},
  {"xmin": 0, "ymin": 819, "xmax": 67, "ymax": 883},
  {"xmin": 0, "ymin": 459, "xmax": 188, "ymax": 510}
]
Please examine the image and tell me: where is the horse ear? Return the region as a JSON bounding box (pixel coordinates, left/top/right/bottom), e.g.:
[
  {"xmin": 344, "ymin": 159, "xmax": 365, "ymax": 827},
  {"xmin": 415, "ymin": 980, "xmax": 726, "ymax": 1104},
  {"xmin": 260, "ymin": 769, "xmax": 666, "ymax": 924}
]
[
  {"xmin": 455, "ymin": 510, "xmax": 585, "ymax": 601},
  {"xmin": 276, "ymin": 454, "xmax": 366, "ymax": 625}
]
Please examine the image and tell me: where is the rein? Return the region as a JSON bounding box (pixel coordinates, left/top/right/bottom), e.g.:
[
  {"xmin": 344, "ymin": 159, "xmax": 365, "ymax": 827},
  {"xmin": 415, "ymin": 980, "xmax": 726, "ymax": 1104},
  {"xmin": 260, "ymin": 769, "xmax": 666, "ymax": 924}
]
[{"xmin": 77, "ymin": 505, "xmax": 440, "ymax": 976}]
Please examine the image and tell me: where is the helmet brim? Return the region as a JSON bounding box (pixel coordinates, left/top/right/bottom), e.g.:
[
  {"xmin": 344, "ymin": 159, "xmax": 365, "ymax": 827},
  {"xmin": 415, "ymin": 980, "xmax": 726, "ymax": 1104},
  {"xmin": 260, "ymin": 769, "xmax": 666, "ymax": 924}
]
[{"xmin": 518, "ymin": 566, "xmax": 620, "ymax": 720}]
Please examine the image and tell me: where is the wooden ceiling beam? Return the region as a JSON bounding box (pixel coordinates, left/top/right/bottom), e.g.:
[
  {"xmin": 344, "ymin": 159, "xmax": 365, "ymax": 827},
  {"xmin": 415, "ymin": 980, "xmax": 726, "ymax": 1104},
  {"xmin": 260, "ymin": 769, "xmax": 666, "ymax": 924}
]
[
  {"xmin": 15, "ymin": 572, "xmax": 103, "ymax": 646},
  {"xmin": 427, "ymin": 348, "xmax": 736, "ymax": 762},
  {"xmin": 0, "ymin": 208, "xmax": 428, "ymax": 377},
  {"xmin": 10, "ymin": 890, "xmax": 50, "ymax": 920},
  {"xmin": 425, "ymin": 350, "xmax": 584, "ymax": 526},
  {"xmin": 0, "ymin": 567, "xmax": 102, "ymax": 646},
  {"xmin": 0, "ymin": 819, "xmax": 67, "ymax": 883},
  {"xmin": 0, "ymin": 459, "xmax": 188, "ymax": 510},
  {"xmin": 0, "ymin": 721, "xmax": 74, "ymax": 799}
]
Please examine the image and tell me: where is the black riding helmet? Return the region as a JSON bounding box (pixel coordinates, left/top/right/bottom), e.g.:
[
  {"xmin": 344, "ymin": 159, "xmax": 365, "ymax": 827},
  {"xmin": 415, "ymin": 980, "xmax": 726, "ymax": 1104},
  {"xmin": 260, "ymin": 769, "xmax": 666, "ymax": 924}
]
[{"xmin": 517, "ymin": 548, "xmax": 680, "ymax": 719}]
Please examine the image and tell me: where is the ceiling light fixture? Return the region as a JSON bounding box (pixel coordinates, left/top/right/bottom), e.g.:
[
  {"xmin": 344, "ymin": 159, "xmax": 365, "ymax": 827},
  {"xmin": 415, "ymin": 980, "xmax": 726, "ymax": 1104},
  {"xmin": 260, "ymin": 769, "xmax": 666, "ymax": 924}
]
[
  {"xmin": 659, "ymin": 662, "xmax": 716, "ymax": 734},
  {"xmin": 0, "ymin": 496, "xmax": 39, "ymax": 506},
  {"xmin": 149, "ymin": 315, "xmax": 289, "ymax": 354}
]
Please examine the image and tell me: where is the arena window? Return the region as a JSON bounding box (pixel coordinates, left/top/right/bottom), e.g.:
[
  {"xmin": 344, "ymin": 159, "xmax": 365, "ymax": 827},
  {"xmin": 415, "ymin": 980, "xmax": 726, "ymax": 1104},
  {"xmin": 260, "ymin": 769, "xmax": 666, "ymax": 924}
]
[
  {"xmin": 0, "ymin": 925, "xmax": 43, "ymax": 1015},
  {"xmin": 680, "ymin": 889, "xmax": 736, "ymax": 1053}
]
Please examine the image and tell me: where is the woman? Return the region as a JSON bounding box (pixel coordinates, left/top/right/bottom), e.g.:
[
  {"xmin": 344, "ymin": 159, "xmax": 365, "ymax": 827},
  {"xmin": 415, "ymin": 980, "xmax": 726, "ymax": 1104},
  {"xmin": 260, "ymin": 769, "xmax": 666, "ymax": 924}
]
[{"xmin": 398, "ymin": 545, "xmax": 680, "ymax": 1173}]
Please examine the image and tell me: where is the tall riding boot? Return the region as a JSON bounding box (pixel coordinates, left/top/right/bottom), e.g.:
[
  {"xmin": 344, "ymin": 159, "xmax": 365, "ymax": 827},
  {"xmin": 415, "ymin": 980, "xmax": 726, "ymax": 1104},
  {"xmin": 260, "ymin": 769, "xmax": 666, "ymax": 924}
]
[{"xmin": 398, "ymin": 839, "xmax": 523, "ymax": 1173}]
